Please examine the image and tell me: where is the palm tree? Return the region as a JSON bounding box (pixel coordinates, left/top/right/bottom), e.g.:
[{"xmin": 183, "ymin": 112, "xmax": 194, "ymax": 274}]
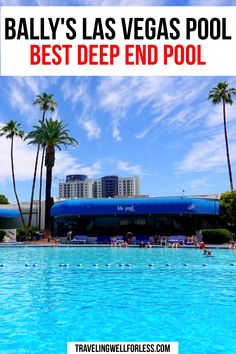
[
  {"xmin": 28, "ymin": 93, "xmax": 57, "ymax": 230},
  {"xmin": 25, "ymin": 120, "xmax": 44, "ymax": 229},
  {"xmin": 208, "ymin": 81, "xmax": 236, "ymax": 191},
  {"xmin": 34, "ymin": 93, "xmax": 57, "ymax": 122},
  {"xmin": 28, "ymin": 118, "xmax": 78, "ymax": 238},
  {"xmin": 0, "ymin": 121, "xmax": 26, "ymax": 231}
]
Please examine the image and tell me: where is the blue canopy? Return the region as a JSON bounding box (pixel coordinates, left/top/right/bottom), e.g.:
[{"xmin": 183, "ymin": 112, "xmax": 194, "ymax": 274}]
[
  {"xmin": 51, "ymin": 197, "xmax": 220, "ymax": 217},
  {"xmin": 0, "ymin": 208, "xmax": 20, "ymax": 218}
]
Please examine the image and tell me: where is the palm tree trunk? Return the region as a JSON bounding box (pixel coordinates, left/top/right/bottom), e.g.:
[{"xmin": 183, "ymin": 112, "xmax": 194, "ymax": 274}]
[
  {"xmin": 44, "ymin": 146, "xmax": 55, "ymax": 239},
  {"xmin": 38, "ymin": 146, "xmax": 45, "ymax": 229},
  {"xmin": 28, "ymin": 144, "xmax": 40, "ymax": 231},
  {"xmin": 11, "ymin": 137, "xmax": 27, "ymax": 232},
  {"xmin": 38, "ymin": 110, "xmax": 46, "ymax": 230},
  {"xmin": 223, "ymin": 98, "xmax": 234, "ymax": 191}
]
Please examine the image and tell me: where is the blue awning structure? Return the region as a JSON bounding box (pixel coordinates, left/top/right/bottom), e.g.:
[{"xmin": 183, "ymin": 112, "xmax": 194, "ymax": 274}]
[
  {"xmin": 51, "ymin": 197, "xmax": 220, "ymax": 217},
  {"xmin": 0, "ymin": 208, "xmax": 20, "ymax": 218}
]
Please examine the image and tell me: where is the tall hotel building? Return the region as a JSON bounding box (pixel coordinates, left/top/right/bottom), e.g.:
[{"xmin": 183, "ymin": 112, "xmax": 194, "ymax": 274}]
[
  {"xmin": 59, "ymin": 175, "xmax": 140, "ymax": 199},
  {"xmin": 59, "ymin": 175, "xmax": 93, "ymax": 199}
]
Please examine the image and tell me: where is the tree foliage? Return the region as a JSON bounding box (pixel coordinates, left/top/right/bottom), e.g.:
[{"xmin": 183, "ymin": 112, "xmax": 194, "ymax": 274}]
[
  {"xmin": 33, "ymin": 93, "xmax": 57, "ymax": 114},
  {"xmin": 33, "ymin": 92, "xmax": 58, "ymax": 229},
  {"xmin": 0, "ymin": 194, "xmax": 9, "ymax": 204},
  {"xmin": 23, "ymin": 93, "xmax": 58, "ymax": 232},
  {"xmin": 0, "ymin": 121, "xmax": 26, "ymax": 233},
  {"xmin": 27, "ymin": 118, "xmax": 78, "ymax": 238},
  {"xmin": 208, "ymin": 81, "xmax": 236, "ymax": 191},
  {"xmin": 208, "ymin": 81, "xmax": 236, "ymax": 105},
  {"xmin": 220, "ymin": 190, "xmax": 236, "ymax": 232}
]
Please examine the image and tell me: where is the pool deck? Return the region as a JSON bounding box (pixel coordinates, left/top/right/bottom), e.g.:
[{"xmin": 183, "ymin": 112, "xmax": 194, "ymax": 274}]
[{"xmin": 0, "ymin": 242, "xmax": 231, "ymax": 249}]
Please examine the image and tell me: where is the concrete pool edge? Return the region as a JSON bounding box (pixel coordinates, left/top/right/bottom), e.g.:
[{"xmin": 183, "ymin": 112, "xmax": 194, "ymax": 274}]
[{"xmin": 0, "ymin": 243, "xmax": 231, "ymax": 249}]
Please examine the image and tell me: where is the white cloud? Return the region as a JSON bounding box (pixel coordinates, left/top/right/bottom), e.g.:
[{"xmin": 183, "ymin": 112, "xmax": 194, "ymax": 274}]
[
  {"xmin": 0, "ymin": 0, "xmax": 22, "ymax": 4},
  {"xmin": 61, "ymin": 78, "xmax": 103, "ymax": 141},
  {"xmin": 206, "ymin": 103, "xmax": 235, "ymax": 128},
  {"xmin": 190, "ymin": 0, "xmax": 233, "ymax": 5},
  {"xmin": 61, "ymin": 78, "xmax": 87, "ymax": 108},
  {"xmin": 188, "ymin": 177, "xmax": 211, "ymax": 191},
  {"xmin": 58, "ymin": 75, "xmax": 221, "ymax": 145},
  {"xmin": 135, "ymin": 127, "xmax": 151, "ymax": 140},
  {"xmin": 12, "ymin": 0, "xmax": 168, "ymax": 4},
  {"xmin": 80, "ymin": 0, "xmax": 164, "ymax": 5},
  {"xmin": 10, "ymin": 77, "xmax": 55, "ymax": 96},
  {"xmin": 98, "ymin": 77, "xmax": 163, "ymax": 140},
  {"xmin": 7, "ymin": 83, "xmax": 35, "ymax": 118},
  {"xmin": 0, "ymin": 131, "xmax": 37, "ymax": 183},
  {"xmin": 119, "ymin": 0, "xmax": 165, "ymax": 4},
  {"xmin": 78, "ymin": 119, "xmax": 101, "ymax": 140},
  {"xmin": 111, "ymin": 120, "xmax": 122, "ymax": 142},
  {"xmin": 4, "ymin": 77, "xmax": 59, "ymax": 124},
  {"xmin": 0, "ymin": 120, "xmax": 101, "ymax": 184},
  {"xmin": 14, "ymin": 77, "xmax": 40, "ymax": 96},
  {"xmin": 98, "ymin": 76, "xmax": 215, "ymax": 141},
  {"xmin": 175, "ymin": 128, "xmax": 236, "ymax": 173},
  {"xmin": 117, "ymin": 160, "xmax": 142, "ymax": 174},
  {"xmin": 0, "ymin": 0, "xmax": 232, "ymax": 7},
  {"xmin": 54, "ymin": 154, "xmax": 102, "ymax": 178},
  {"xmin": 78, "ymin": 161, "xmax": 103, "ymax": 176}
]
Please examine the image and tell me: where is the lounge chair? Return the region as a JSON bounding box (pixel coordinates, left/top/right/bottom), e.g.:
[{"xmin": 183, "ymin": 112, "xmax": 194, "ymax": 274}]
[
  {"xmin": 167, "ymin": 235, "xmax": 186, "ymax": 245},
  {"xmin": 71, "ymin": 235, "xmax": 87, "ymax": 244},
  {"xmin": 134, "ymin": 235, "xmax": 150, "ymax": 244},
  {"xmin": 96, "ymin": 235, "xmax": 111, "ymax": 244},
  {"xmin": 116, "ymin": 235, "xmax": 124, "ymax": 244}
]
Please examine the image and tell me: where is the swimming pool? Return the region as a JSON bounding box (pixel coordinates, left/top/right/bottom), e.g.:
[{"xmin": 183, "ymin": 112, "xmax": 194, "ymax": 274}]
[{"xmin": 0, "ymin": 247, "xmax": 235, "ymax": 354}]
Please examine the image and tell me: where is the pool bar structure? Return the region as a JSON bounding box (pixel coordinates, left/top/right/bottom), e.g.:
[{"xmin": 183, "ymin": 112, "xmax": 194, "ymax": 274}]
[
  {"xmin": 51, "ymin": 197, "xmax": 220, "ymax": 239},
  {"xmin": 0, "ymin": 208, "xmax": 20, "ymax": 222}
]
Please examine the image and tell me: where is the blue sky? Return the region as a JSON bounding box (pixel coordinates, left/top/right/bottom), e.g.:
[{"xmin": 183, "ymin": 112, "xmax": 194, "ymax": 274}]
[{"xmin": 0, "ymin": 0, "xmax": 236, "ymax": 203}]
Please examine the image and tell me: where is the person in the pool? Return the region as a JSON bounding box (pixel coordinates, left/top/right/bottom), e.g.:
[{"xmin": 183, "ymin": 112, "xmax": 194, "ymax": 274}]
[{"xmin": 139, "ymin": 241, "xmax": 145, "ymax": 248}]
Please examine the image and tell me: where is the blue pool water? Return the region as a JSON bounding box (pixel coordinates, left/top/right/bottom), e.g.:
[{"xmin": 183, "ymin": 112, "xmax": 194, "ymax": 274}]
[{"xmin": 0, "ymin": 247, "xmax": 235, "ymax": 354}]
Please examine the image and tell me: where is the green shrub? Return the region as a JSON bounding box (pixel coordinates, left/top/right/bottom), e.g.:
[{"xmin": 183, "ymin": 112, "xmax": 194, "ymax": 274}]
[
  {"xmin": 0, "ymin": 230, "xmax": 6, "ymax": 242},
  {"xmin": 202, "ymin": 228, "xmax": 232, "ymax": 244},
  {"xmin": 29, "ymin": 226, "xmax": 38, "ymax": 237},
  {"xmin": 16, "ymin": 228, "xmax": 26, "ymax": 242},
  {"xmin": 16, "ymin": 226, "xmax": 40, "ymax": 242}
]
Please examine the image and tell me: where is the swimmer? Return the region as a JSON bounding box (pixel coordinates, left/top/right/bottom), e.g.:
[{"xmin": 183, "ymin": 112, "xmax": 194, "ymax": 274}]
[
  {"xmin": 199, "ymin": 242, "xmax": 206, "ymax": 250},
  {"xmin": 145, "ymin": 242, "xmax": 152, "ymax": 248},
  {"xmin": 171, "ymin": 242, "xmax": 179, "ymax": 248},
  {"xmin": 139, "ymin": 241, "xmax": 145, "ymax": 248},
  {"xmin": 121, "ymin": 241, "xmax": 128, "ymax": 247},
  {"xmin": 111, "ymin": 236, "xmax": 117, "ymax": 247},
  {"xmin": 125, "ymin": 231, "xmax": 133, "ymax": 244}
]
